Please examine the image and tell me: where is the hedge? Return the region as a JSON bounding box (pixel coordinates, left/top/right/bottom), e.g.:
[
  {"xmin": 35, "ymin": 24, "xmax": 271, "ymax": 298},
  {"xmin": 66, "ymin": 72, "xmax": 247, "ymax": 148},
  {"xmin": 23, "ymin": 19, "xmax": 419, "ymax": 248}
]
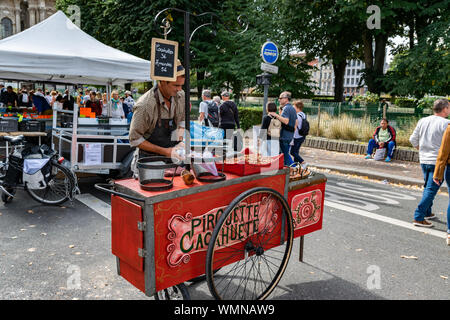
[
  {"xmin": 238, "ymin": 106, "xmax": 263, "ymax": 132},
  {"xmin": 394, "ymin": 97, "xmax": 417, "ymax": 108}
]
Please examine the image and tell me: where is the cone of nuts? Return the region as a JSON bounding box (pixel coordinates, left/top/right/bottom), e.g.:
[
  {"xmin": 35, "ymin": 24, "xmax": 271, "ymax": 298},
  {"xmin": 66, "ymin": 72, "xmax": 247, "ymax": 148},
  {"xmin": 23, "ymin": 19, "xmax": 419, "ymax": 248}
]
[{"xmin": 181, "ymin": 169, "xmax": 195, "ymax": 185}]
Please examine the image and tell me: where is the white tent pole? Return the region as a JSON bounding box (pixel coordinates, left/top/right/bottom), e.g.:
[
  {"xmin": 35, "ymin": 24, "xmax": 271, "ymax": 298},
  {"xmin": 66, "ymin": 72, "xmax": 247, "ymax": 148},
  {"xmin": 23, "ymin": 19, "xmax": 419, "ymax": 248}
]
[{"xmin": 106, "ymin": 82, "xmax": 112, "ymax": 117}]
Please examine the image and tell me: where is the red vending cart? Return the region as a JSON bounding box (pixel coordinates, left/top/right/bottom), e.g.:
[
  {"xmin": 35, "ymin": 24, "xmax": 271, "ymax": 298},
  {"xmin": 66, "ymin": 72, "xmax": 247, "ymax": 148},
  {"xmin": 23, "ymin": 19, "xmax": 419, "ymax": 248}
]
[{"xmin": 96, "ymin": 164, "xmax": 326, "ymax": 300}]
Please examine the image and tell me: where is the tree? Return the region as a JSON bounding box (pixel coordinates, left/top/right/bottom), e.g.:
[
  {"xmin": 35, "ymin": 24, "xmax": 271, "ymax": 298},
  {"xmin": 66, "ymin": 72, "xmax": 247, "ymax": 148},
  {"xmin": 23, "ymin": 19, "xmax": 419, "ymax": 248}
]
[
  {"xmin": 383, "ymin": 7, "xmax": 450, "ymax": 98},
  {"xmin": 56, "ymin": 0, "xmax": 315, "ymax": 101},
  {"xmin": 278, "ymin": 0, "xmax": 364, "ymax": 102}
]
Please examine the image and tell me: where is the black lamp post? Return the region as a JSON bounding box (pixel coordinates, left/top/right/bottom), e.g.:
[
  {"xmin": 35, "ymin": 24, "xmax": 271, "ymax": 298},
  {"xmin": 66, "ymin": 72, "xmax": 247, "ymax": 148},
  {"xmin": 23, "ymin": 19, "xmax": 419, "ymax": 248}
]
[{"xmin": 154, "ymin": 8, "xmax": 248, "ymax": 159}]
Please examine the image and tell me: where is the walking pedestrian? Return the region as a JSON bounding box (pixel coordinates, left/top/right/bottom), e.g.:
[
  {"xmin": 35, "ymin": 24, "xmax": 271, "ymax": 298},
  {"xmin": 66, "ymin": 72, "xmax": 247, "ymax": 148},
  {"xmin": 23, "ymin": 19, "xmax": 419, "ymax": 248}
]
[
  {"xmin": 219, "ymin": 91, "xmax": 240, "ymax": 152},
  {"xmin": 410, "ymin": 99, "xmax": 450, "ymax": 228},
  {"xmin": 268, "ymin": 91, "xmax": 297, "ymax": 166},
  {"xmin": 259, "ymin": 102, "xmax": 280, "ymax": 156},
  {"xmin": 432, "ymin": 122, "xmax": 450, "ymax": 245},
  {"xmin": 199, "ymin": 89, "xmax": 212, "ymax": 126}
]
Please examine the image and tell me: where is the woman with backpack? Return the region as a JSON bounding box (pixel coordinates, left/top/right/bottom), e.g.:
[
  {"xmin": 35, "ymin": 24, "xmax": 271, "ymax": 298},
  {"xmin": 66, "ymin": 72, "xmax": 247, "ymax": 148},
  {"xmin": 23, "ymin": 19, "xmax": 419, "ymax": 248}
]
[
  {"xmin": 290, "ymin": 100, "xmax": 309, "ymax": 170},
  {"xmin": 259, "ymin": 102, "xmax": 281, "ymax": 156}
]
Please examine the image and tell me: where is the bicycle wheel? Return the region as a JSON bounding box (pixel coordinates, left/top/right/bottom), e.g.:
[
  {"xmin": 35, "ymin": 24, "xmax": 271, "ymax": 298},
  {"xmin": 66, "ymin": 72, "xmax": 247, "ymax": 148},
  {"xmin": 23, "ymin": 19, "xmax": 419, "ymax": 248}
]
[
  {"xmin": 26, "ymin": 162, "xmax": 74, "ymax": 205},
  {"xmin": 154, "ymin": 283, "xmax": 191, "ymax": 300},
  {"xmin": 206, "ymin": 187, "xmax": 294, "ymax": 300}
]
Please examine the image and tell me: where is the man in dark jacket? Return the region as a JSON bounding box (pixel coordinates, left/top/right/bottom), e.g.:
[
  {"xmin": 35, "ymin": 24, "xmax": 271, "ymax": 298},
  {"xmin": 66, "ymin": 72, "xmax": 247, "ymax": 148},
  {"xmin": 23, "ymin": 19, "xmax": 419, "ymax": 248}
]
[
  {"xmin": 365, "ymin": 118, "xmax": 396, "ymax": 162},
  {"xmin": 219, "ymin": 91, "xmax": 240, "ymax": 152},
  {"xmin": 219, "ymin": 91, "xmax": 239, "ymax": 130}
]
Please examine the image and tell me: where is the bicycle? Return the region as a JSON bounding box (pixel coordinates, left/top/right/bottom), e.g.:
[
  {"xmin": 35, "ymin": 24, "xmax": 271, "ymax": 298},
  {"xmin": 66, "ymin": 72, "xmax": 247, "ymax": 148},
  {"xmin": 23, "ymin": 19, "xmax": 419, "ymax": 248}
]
[{"xmin": 0, "ymin": 135, "xmax": 79, "ymax": 205}]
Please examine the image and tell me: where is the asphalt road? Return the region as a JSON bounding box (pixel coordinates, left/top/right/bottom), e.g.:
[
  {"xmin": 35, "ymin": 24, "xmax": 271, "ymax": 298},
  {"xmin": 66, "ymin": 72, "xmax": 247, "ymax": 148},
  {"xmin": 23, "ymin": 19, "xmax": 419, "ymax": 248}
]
[{"xmin": 0, "ymin": 172, "xmax": 448, "ymax": 300}]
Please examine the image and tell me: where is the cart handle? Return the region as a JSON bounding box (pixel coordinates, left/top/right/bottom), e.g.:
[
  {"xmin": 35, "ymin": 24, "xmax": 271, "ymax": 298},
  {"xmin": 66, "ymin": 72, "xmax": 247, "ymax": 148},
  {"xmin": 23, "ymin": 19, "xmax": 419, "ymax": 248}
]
[{"xmin": 94, "ymin": 183, "xmax": 145, "ymax": 203}]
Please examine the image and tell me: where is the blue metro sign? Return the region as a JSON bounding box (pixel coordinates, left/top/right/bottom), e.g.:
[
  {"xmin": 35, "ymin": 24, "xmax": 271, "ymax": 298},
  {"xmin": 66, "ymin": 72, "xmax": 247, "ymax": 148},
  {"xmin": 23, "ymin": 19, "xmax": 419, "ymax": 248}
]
[{"xmin": 261, "ymin": 41, "xmax": 279, "ymax": 64}]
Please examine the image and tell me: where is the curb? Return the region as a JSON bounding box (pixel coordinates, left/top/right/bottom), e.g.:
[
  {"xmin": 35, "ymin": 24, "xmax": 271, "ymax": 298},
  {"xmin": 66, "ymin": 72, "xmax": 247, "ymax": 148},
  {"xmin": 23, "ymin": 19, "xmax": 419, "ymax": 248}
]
[
  {"xmin": 311, "ymin": 164, "xmax": 448, "ymax": 192},
  {"xmin": 304, "ymin": 137, "xmax": 419, "ymax": 162}
]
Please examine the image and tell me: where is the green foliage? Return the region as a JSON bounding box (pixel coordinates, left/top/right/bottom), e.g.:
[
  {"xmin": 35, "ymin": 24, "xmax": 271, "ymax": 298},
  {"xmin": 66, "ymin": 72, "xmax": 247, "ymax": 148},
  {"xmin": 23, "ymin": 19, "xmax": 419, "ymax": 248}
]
[
  {"xmin": 394, "ymin": 97, "xmax": 418, "ymax": 108},
  {"xmin": 353, "ymin": 92, "xmax": 380, "ymax": 105},
  {"xmin": 383, "ymin": 1, "xmax": 450, "ymax": 98},
  {"xmin": 238, "ymin": 107, "xmax": 263, "ymax": 132},
  {"xmin": 56, "ymin": 0, "xmax": 315, "ymax": 102},
  {"xmin": 417, "ymin": 96, "xmax": 448, "ymax": 111}
]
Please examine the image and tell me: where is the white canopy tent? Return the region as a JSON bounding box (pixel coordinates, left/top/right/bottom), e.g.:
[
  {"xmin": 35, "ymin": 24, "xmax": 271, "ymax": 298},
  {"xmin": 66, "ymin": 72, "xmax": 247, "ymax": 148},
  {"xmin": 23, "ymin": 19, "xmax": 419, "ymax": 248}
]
[{"xmin": 0, "ymin": 10, "xmax": 151, "ymax": 86}]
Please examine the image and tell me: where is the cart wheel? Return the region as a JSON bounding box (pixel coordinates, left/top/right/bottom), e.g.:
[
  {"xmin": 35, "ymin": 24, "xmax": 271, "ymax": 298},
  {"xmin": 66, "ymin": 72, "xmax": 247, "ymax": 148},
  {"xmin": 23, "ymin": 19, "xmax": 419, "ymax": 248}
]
[
  {"xmin": 206, "ymin": 187, "xmax": 294, "ymax": 300},
  {"xmin": 2, "ymin": 187, "xmax": 15, "ymax": 204},
  {"xmin": 154, "ymin": 283, "xmax": 191, "ymax": 300}
]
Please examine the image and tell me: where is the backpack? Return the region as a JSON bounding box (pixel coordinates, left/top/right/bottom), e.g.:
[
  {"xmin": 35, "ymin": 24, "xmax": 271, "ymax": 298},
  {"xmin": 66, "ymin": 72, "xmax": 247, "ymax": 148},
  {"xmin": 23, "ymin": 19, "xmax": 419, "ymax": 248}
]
[
  {"xmin": 207, "ymin": 100, "xmax": 219, "ymax": 126},
  {"xmin": 267, "ymin": 116, "xmax": 282, "ymax": 138},
  {"xmin": 297, "ymin": 113, "xmax": 309, "ymax": 137}
]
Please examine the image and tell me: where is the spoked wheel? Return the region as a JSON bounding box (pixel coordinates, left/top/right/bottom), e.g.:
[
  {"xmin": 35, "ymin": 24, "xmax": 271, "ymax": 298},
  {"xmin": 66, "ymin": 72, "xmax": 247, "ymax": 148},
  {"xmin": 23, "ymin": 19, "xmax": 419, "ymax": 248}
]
[
  {"xmin": 154, "ymin": 283, "xmax": 191, "ymax": 300},
  {"xmin": 1, "ymin": 187, "xmax": 15, "ymax": 204},
  {"xmin": 26, "ymin": 162, "xmax": 74, "ymax": 205},
  {"xmin": 206, "ymin": 187, "xmax": 294, "ymax": 300}
]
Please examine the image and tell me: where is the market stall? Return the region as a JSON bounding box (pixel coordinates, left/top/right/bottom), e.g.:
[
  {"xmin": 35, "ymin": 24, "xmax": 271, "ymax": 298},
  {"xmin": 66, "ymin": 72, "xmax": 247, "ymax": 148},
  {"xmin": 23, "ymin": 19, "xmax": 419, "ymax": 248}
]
[{"xmin": 0, "ymin": 10, "xmax": 152, "ymax": 175}]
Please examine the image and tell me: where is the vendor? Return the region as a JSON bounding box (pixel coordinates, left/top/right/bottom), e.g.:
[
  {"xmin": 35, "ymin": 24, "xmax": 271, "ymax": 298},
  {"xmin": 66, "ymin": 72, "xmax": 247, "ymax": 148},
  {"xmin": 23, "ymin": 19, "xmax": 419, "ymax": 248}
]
[{"xmin": 129, "ymin": 59, "xmax": 186, "ymax": 159}]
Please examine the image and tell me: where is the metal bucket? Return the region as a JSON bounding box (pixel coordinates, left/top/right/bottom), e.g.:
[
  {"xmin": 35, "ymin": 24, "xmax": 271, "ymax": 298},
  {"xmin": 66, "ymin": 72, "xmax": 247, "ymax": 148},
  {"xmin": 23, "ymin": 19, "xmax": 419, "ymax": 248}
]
[
  {"xmin": 136, "ymin": 156, "xmax": 181, "ymax": 191},
  {"xmin": 189, "ymin": 154, "xmax": 225, "ymax": 183}
]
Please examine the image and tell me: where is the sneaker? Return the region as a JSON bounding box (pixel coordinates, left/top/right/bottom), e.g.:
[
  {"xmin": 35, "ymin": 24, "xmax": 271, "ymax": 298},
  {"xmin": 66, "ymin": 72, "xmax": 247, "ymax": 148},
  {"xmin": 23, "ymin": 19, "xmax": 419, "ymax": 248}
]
[
  {"xmin": 385, "ymin": 156, "xmax": 391, "ymax": 162},
  {"xmin": 365, "ymin": 155, "xmax": 371, "ymax": 159},
  {"xmin": 413, "ymin": 220, "xmax": 434, "ymax": 228},
  {"xmin": 424, "ymin": 213, "xmax": 436, "ymax": 220}
]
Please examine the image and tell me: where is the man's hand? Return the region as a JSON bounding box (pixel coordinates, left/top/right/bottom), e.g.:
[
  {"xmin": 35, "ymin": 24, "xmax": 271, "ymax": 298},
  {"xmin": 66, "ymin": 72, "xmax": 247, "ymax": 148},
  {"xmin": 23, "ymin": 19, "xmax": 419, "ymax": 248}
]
[
  {"xmin": 268, "ymin": 112, "xmax": 278, "ymax": 118},
  {"xmin": 433, "ymin": 178, "xmax": 442, "ymax": 186},
  {"xmin": 167, "ymin": 146, "xmax": 185, "ymax": 161}
]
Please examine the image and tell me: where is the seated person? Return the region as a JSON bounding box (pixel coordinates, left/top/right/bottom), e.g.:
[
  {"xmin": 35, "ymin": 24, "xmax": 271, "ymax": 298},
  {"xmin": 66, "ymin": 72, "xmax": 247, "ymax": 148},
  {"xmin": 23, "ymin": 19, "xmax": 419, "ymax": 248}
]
[{"xmin": 365, "ymin": 118, "xmax": 396, "ymax": 162}]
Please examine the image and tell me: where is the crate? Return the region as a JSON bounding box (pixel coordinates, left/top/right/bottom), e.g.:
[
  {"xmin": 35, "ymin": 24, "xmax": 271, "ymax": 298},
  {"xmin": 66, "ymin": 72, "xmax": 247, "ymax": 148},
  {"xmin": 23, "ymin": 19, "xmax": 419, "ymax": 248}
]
[
  {"xmin": 0, "ymin": 118, "xmax": 18, "ymax": 132},
  {"xmin": 216, "ymin": 153, "xmax": 284, "ymax": 176},
  {"xmin": 19, "ymin": 120, "xmax": 46, "ymax": 132}
]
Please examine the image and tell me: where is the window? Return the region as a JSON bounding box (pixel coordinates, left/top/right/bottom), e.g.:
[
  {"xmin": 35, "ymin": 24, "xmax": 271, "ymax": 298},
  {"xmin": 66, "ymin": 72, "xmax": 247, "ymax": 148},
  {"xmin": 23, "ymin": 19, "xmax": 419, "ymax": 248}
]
[
  {"xmin": 351, "ymin": 78, "xmax": 354, "ymax": 85},
  {"xmin": 1, "ymin": 17, "xmax": 13, "ymax": 39},
  {"xmin": 352, "ymin": 69, "xmax": 355, "ymax": 76}
]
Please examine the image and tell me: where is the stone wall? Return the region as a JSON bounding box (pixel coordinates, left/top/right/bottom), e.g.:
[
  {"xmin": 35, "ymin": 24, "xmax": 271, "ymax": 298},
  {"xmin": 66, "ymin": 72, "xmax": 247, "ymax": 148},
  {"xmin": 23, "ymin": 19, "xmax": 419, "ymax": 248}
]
[{"xmin": 303, "ymin": 137, "xmax": 419, "ymax": 162}]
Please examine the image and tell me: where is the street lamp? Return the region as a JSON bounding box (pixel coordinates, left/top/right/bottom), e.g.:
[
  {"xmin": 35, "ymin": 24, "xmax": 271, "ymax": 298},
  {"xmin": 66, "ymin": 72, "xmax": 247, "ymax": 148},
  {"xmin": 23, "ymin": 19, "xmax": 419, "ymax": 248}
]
[{"xmin": 153, "ymin": 8, "xmax": 248, "ymax": 159}]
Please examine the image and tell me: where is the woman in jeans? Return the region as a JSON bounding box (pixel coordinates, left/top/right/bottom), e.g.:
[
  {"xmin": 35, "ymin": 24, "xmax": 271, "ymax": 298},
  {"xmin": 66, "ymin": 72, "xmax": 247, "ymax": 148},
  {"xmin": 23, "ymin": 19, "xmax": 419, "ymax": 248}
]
[
  {"xmin": 290, "ymin": 100, "xmax": 308, "ymax": 170},
  {"xmin": 433, "ymin": 123, "xmax": 450, "ymax": 245}
]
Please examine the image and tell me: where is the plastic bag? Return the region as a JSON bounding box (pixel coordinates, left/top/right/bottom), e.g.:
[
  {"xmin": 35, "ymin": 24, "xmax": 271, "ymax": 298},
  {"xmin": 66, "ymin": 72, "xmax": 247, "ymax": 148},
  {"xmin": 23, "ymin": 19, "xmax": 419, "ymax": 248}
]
[{"xmin": 373, "ymin": 148, "xmax": 386, "ymax": 161}]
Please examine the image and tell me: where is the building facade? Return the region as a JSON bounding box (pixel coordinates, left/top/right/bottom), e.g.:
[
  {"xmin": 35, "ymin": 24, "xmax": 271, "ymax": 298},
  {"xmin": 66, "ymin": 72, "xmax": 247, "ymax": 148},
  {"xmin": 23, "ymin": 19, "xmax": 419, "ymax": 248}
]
[
  {"xmin": 310, "ymin": 58, "xmax": 389, "ymax": 96},
  {"xmin": 0, "ymin": 0, "xmax": 56, "ymax": 39}
]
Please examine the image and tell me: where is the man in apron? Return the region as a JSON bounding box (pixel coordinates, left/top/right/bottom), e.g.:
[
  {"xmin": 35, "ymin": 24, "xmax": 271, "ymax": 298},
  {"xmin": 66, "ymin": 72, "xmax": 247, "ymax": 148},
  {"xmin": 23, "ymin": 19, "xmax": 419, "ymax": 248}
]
[{"xmin": 129, "ymin": 60, "xmax": 186, "ymax": 160}]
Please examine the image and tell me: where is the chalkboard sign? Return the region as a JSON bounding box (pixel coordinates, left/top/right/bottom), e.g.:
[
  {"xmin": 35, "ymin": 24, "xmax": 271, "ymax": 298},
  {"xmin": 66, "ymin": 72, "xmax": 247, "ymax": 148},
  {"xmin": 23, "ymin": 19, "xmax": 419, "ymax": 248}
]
[{"xmin": 150, "ymin": 38, "xmax": 179, "ymax": 81}]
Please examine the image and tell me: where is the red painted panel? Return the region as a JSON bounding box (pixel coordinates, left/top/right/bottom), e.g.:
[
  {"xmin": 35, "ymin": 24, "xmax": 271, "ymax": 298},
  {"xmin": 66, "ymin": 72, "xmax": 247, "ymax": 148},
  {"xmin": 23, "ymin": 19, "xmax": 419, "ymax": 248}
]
[
  {"xmin": 111, "ymin": 195, "xmax": 144, "ymax": 272},
  {"xmin": 288, "ymin": 182, "xmax": 326, "ymax": 238},
  {"xmin": 152, "ymin": 173, "xmax": 287, "ymax": 292},
  {"xmin": 118, "ymin": 259, "xmax": 145, "ymax": 293}
]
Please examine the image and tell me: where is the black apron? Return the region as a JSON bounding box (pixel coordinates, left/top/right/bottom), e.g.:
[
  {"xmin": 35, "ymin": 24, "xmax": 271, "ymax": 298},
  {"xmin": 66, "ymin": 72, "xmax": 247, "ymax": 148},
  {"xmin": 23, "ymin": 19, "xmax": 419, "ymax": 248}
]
[{"xmin": 139, "ymin": 88, "xmax": 179, "ymax": 158}]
